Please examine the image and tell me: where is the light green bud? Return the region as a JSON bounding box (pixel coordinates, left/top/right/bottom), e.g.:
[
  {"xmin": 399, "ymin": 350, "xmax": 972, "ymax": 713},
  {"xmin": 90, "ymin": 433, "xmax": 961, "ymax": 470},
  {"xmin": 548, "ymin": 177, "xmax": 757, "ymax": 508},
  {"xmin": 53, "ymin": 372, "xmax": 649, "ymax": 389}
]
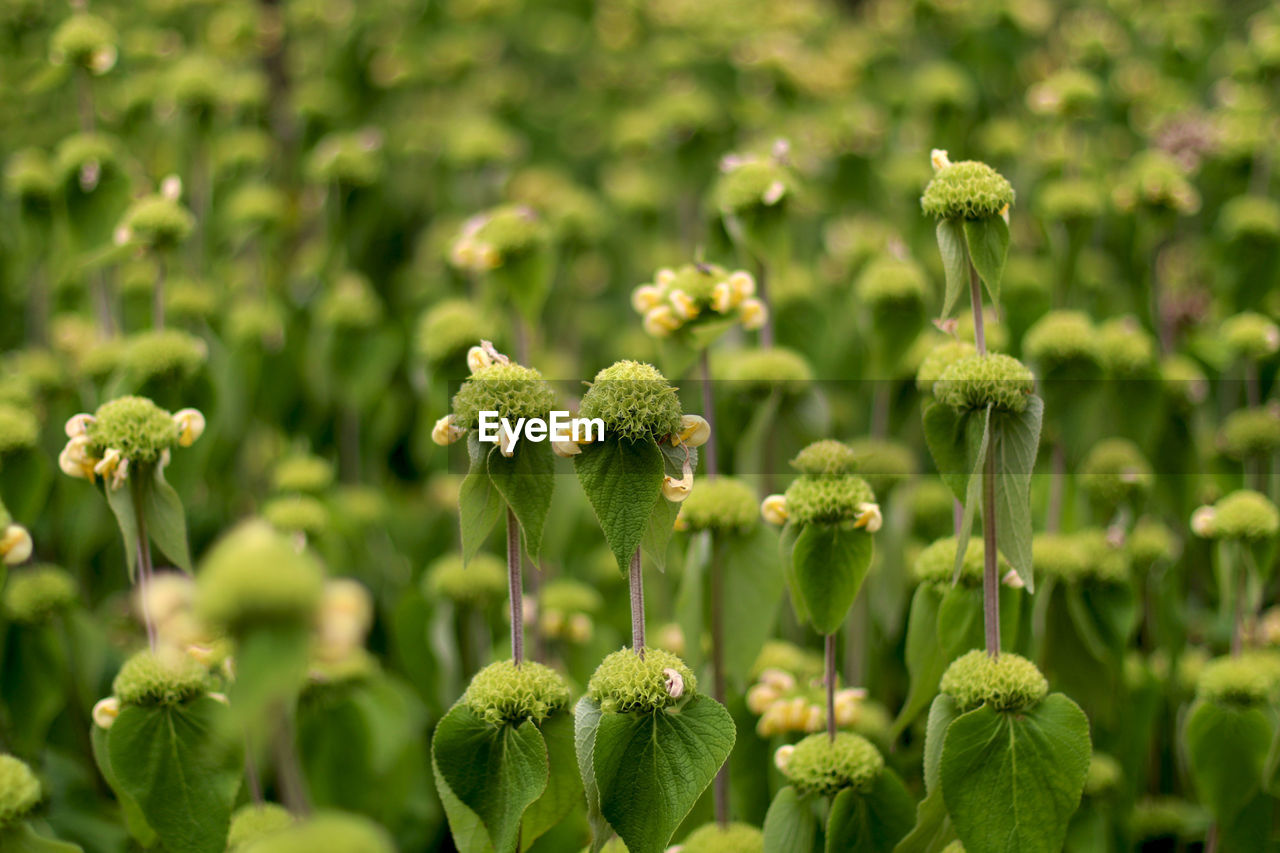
[
  {"xmin": 934, "ymin": 353, "xmax": 1035, "ymax": 413},
  {"xmin": 112, "ymin": 649, "xmax": 209, "ymax": 707},
  {"xmin": 921, "ymin": 161, "xmax": 1014, "ymax": 221},
  {"xmin": 88, "ymin": 396, "xmax": 179, "ymax": 462},
  {"xmin": 588, "ymin": 648, "xmax": 697, "ymax": 713},
  {"xmin": 0, "ymin": 755, "xmax": 40, "ymax": 828},
  {"xmin": 778, "ymin": 731, "xmax": 884, "ymax": 796},
  {"xmin": 579, "ymin": 361, "xmax": 682, "ymax": 443},
  {"xmin": 940, "ymin": 649, "xmax": 1048, "ymax": 711},
  {"xmin": 2, "ymin": 565, "xmax": 78, "ymax": 623},
  {"xmin": 464, "ymin": 660, "xmax": 571, "ymax": 725},
  {"xmin": 677, "ymin": 476, "xmax": 758, "ymax": 532},
  {"xmin": 678, "ymin": 822, "xmax": 764, "ymax": 853},
  {"xmin": 196, "ymin": 520, "xmax": 326, "ymax": 634}
]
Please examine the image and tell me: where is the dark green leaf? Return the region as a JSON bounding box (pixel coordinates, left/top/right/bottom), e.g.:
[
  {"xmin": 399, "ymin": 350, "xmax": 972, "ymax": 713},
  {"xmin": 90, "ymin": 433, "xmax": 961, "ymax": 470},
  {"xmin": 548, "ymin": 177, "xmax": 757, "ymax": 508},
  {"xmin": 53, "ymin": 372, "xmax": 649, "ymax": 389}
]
[
  {"xmin": 953, "ymin": 406, "xmax": 991, "ymax": 583},
  {"xmin": 921, "ymin": 402, "xmax": 968, "ymax": 503},
  {"xmin": 459, "ymin": 433, "xmax": 504, "ymax": 567},
  {"xmin": 762, "ymin": 786, "xmax": 821, "ymax": 853},
  {"xmin": 90, "ymin": 726, "xmax": 156, "ymax": 847},
  {"xmin": 0, "ymin": 823, "xmax": 84, "ymax": 852},
  {"xmin": 432, "ymin": 750, "xmax": 496, "ymax": 853},
  {"xmin": 790, "ymin": 522, "xmax": 874, "ymax": 635},
  {"xmin": 103, "ymin": 483, "xmax": 139, "ymax": 582},
  {"xmin": 936, "ymin": 219, "xmax": 969, "ymax": 319},
  {"xmin": 488, "ymin": 439, "xmax": 555, "ymax": 562},
  {"xmin": 520, "ymin": 710, "xmax": 582, "ymax": 851},
  {"xmin": 826, "ymin": 769, "xmax": 916, "ymax": 853},
  {"xmin": 894, "ymin": 586, "xmax": 947, "ymax": 739},
  {"xmin": 143, "ymin": 464, "xmax": 192, "ymax": 572},
  {"xmin": 722, "ymin": 526, "xmax": 785, "ymax": 683},
  {"xmin": 962, "ymin": 217, "xmax": 1009, "ymax": 307},
  {"xmin": 574, "ymin": 435, "xmax": 664, "ymax": 572},
  {"xmin": 1185, "ymin": 699, "xmax": 1272, "ymax": 823},
  {"xmin": 989, "ymin": 397, "xmax": 1042, "ymax": 591},
  {"xmin": 573, "ymin": 697, "xmax": 612, "ymax": 853}
]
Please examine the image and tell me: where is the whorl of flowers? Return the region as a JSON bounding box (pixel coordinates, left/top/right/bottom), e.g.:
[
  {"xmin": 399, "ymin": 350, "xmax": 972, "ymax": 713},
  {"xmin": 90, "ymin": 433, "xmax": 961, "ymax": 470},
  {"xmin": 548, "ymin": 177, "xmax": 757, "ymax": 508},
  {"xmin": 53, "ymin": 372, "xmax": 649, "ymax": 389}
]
[
  {"xmin": 449, "ymin": 204, "xmax": 545, "ymax": 274},
  {"xmin": 712, "ymin": 140, "xmax": 794, "ymax": 217},
  {"xmin": 59, "ymin": 397, "xmax": 205, "ymax": 490},
  {"xmin": 920, "ymin": 152, "xmax": 1015, "ymax": 220},
  {"xmin": 747, "ymin": 666, "xmax": 869, "ymax": 737},
  {"xmin": 630, "ymin": 262, "xmax": 767, "ymax": 338},
  {"xmin": 774, "ymin": 731, "xmax": 885, "ymax": 796}
]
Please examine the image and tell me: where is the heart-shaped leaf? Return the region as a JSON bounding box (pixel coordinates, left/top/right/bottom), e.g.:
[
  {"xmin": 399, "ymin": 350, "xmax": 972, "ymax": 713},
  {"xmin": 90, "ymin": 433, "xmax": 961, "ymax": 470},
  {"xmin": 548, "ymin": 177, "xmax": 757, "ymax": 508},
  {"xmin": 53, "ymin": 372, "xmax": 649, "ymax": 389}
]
[
  {"xmin": 574, "ymin": 435, "xmax": 664, "ymax": 572},
  {"xmin": 962, "ymin": 216, "xmax": 1009, "ymax": 307},
  {"xmin": 519, "ymin": 710, "xmax": 582, "ymax": 851},
  {"xmin": 990, "ymin": 397, "xmax": 1043, "ymax": 591},
  {"xmin": 488, "ymin": 439, "xmax": 555, "ymax": 562},
  {"xmin": 1185, "ymin": 699, "xmax": 1273, "ymax": 824},
  {"xmin": 574, "ymin": 697, "xmax": 612, "ymax": 853},
  {"xmin": 459, "ymin": 432, "xmax": 504, "ymax": 566},
  {"xmin": 762, "ymin": 786, "xmax": 821, "ymax": 853},
  {"xmin": 935, "ymin": 219, "xmax": 969, "ymax": 319},
  {"xmin": 143, "ymin": 463, "xmax": 192, "ymax": 572},
  {"xmin": 790, "ymin": 521, "xmax": 874, "ymax": 635},
  {"xmin": 825, "ymin": 769, "xmax": 916, "ymax": 853},
  {"xmin": 921, "ymin": 402, "xmax": 969, "ymax": 504}
]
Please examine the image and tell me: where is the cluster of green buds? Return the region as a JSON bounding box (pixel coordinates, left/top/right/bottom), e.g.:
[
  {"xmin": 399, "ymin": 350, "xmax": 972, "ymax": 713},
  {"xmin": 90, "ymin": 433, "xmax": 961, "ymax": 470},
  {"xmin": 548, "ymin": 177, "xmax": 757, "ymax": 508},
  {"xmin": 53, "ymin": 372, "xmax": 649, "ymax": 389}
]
[
  {"xmin": 759, "ymin": 440, "xmax": 882, "ymax": 532},
  {"xmin": 91, "ymin": 647, "xmax": 225, "ymax": 730},
  {"xmin": 588, "ymin": 647, "xmax": 696, "ymax": 713},
  {"xmin": 532, "ymin": 578, "xmax": 601, "ymax": 644},
  {"xmin": 0, "ymin": 754, "xmax": 42, "ymax": 830},
  {"xmin": 773, "ymin": 731, "xmax": 886, "ymax": 796},
  {"xmin": 630, "ymin": 263, "xmax": 767, "ymax": 338},
  {"xmin": 746, "ymin": 667, "xmax": 868, "ymax": 736},
  {"xmin": 59, "ymin": 396, "xmax": 205, "ymax": 490},
  {"xmin": 49, "ymin": 10, "xmax": 117, "ymax": 75},
  {"xmin": 667, "ymin": 821, "xmax": 765, "ymax": 853},
  {"xmin": 1190, "ymin": 489, "xmax": 1280, "ymax": 541},
  {"xmin": 921, "ymin": 150, "xmax": 1013, "ymax": 222},
  {"xmin": 114, "ymin": 176, "xmax": 194, "ymax": 250},
  {"xmin": 448, "ymin": 204, "xmax": 544, "ymax": 274}
]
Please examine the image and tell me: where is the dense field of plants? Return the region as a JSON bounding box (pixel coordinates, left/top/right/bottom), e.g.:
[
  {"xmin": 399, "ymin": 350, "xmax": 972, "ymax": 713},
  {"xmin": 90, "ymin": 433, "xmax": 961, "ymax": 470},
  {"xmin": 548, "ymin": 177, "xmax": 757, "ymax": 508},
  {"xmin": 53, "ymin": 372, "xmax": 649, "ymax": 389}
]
[{"xmin": 3, "ymin": 0, "xmax": 1280, "ymax": 850}]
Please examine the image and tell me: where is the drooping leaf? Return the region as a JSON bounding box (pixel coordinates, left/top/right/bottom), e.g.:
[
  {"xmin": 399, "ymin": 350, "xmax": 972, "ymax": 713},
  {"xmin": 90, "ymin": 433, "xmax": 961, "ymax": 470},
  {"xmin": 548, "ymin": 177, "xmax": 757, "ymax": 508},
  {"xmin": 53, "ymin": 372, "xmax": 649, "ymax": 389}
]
[
  {"xmin": 573, "ymin": 697, "xmax": 612, "ymax": 853},
  {"xmin": 962, "ymin": 216, "xmax": 1009, "ymax": 307},
  {"xmin": 574, "ymin": 435, "xmax": 664, "ymax": 572},
  {"xmin": 90, "ymin": 726, "xmax": 156, "ymax": 847},
  {"xmin": 592, "ymin": 695, "xmax": 735, "ymax": 853},
  {"xmin": 103, "ymin": 483, "xmax": 140, "ymax": 581},
  {"xmin": 921, "ymin": 402, "xmax": 968, "ymax": 503},
  {"xmin": 790, "ymin": 521, "xmax": 874, "ymax": 635},
  {"xmin": 989, "ymin": 396, "xmax": 1043, "ymax": 591},
  {"xmin": 520, "ymin": 710, "xmax": 582, "ymax": 851},
  {"xmin": 939, "ymin": 694, "xmax": 1091, "ymax": 853},
  {"xmin": 953, "ymin": 406, "xmax": 991, "ymax": 583},
  {"xmin": 0, "ymin": 823, "xmax": 84, "ymax": 853},
  {"xmin": 641, "ymin": 442, "xmax": 697, "ymax": 572},
  {"xmin": 722, "ymin": 526, "xmax": 785, "ymax": 684},
  {"xmin": 488, "ymin": 439, "xmax": 556, "ymax": 562},
  {"xmin": 142, "ymin": 463, "xmax": 192, "ymax": 572},
  {"xmin": 1184, "ymin": 699, "xmax": 1273, "ymax": 824},
  {"xmin": 825, "ymin": 769, "xmax": 917, "ymax": 853},
  {"xmin": 936, "ymin": 219, "xmax": 969, "ymax": 319},
  {"xmin": 459, "ymin": 433, "xmax": 504, "ymax": 567},
  {"xmin": 432, "ymin": 750, "xmax": 496, "ymax": 853},
  {"xmin": 891, "ymin": 785, "xmax": 952, "ymax": 853},
  {"xmin": 762, "ymin": 786, "xmax": 821, "ymax": 853},
  {"xmin": 893, "ymin": 586, "xmax": 947, "ymax": 739},
  {"xmin": 432, "ymin": 702, "xmax": 549, "ymax": 853}
]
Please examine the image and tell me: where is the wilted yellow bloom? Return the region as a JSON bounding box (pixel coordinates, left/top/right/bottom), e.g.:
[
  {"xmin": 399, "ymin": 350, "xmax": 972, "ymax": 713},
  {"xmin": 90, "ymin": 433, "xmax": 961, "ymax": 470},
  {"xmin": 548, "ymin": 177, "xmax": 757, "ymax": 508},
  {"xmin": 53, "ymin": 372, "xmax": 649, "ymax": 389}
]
[
  {"xmin": 711, "ymin": 281, "xmax": 738, "ymax": 313},
  {"xmin": 643, "ymin": 305, "xmax": 682, "ymax": 337},
  {"xmin": 663, "ymin": 667, "xmax": 685, "ymax": 699},
  {"xmin": 774, "ymin": 744, "xmax": 795, "ymax": 772},
  {"xmin": 760, "ymin": 668, "xmax": 797, "ymax": 691},
  {"xmin": 728, "ymin": 271, "xmax": 756, "ymax": 299},
  {"xmin": 747, "ymin": 684, "xmax": 778, "ymax": 714},
  {"xmin": 853, "ymin": 502, "xmax": 882, "ymax": 533},
  {"xmin": 431, "ymin": 414, "xmax": 466, "ymax": 446},
  {"xmin": 467, "ymin": 345, "xmax": 493, "ymax": 373},
  {"xmin": 930, "ymin": 149, "xmax": 952, "ymax": 171},
  {"xmin": 740, "ymin": 298, "xmax": 768, "ymax": 331},
  {"xmin": 173, "ymin": 408, "xmax": 205, "ymax": 447},
  {"xmin": 674, "ymin": 414, "xmax": 710, "ymax": 448},
  {"xmin": 669, "ymin": 289, "xmax": 699, "ymax": 320},
  {"xmin": 92, "ymin": 697, "xmax": 120, "ymax": 729},
  {"xmin": 1, "ymin": 524, "xmax": 32, "ymax": 565},
  {"xmin": 94, "ymin": 448, "xmax": 129, "ymax": 490},
  {"xmin": 1190, "ymin": 506, "xmax": 1215, "ymax": 538},
  {"xmin": 552, "ymin": 439, "xmax": 582, "ymax": 458},
  {"xmin": 64, "ymin": 413, "xmax": 95, "ymax": 438},
  {"xmin": 761, "ymin": 494, "xmax": 788, "ymax": 525},
  {"xmin": 662, "ymin": 469, "xmax": 694, "ymax": 502},
  {"xmin": 631, "ymin": 284, "xmax": 664, "ymax": 313},
  {"xmin": 1002, "ymin": 569, "xmax": 1025, "ymax": 589},
  {"xmin": 59, "ymin": 435, "xmax": 98, "ymax": 479}
]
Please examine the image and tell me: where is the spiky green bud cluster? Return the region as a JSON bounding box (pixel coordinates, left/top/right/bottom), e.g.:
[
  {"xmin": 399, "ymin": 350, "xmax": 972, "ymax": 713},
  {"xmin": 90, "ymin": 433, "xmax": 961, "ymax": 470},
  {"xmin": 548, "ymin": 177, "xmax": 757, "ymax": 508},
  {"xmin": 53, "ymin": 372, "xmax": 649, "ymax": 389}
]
[
  {"xmin": 934, "ymin": 353, "xmax": 1035, "ymax": 413},
  {"xmin": 940, "ymin": 650, "xmax": 1048, "ymax": 711},
  {"xmin": 781, "ymin": 732, "xmax": 885, "ymax": 796},
  {"xmin": 856, "ymin": 257, "xmax": 927, "ymax": 309},
  {"xmin": 167, "ymin": 279, "xmax": 217, "ymax": 321},
  {"xmin": 677, "ymin": 476, "xmax": 758, "ymax": 532},
  {"xmin": 714, "ymin": 158, "xmax": 792, "ymax": 215},
  {"xmin": 1023, "ymin": 311, "xmax": 1100, "ymax": 371},
  {"xmin": 679, "ymin": 822, "xmax": 765, "ymax": 853},
  {"xmin": 714, "ymin": 347, "xmax": 812, "ymax": 394},
  {"xmin": 1111, "ymin": 150, "xmax": 1200, "ymax": 215},
  {"xmin": 424, "ymin": 553, "xmax": 507, "ymax": 606},
  {"xmin": 1221, "ymin": 312, "xmax": 1280, "ymax": 361},
  {"xmin": 916, "ymin": 340, "xmax": 977, "ymax": 393},
  {"xmin": 846, "ymin": 438, "xmax": 916, "ymax": 495},
  {"xmin": 1097, "ymin": 317, "xmax": 1156, "ymax": 377},
  {"xmin": 451, "ymin": 362, "xmax": 557, "ymax": 430},
  {"xmin": 227, "ymin": 184, "xmax": 286, "ymax": 232},
  {"xmin": 416, "ymin": 300, "xmax": 491, "ymax": 363},
  {"xmin": 2, "ymin": 566, "xmax": 78, "ymax": 623},
  {"xmin": 4, "ymin": 149, "xmax": 55, "ymax": 201},
  {"xmin": 1079, "ymin": 438, "xmax": 1154, "ymax": 508},
  {"xmin": 228, "ymin": 803, "xmax": 295, "ymax": 850},
  {"xmin": 1221, "ymin": 407, "xmax": 1280, "ymax": 459},
  {"xmin": 791, "ymin": 440, "xmax": 858, "ymax": 476},
  {"xmin": 56, "ymin": 133, "xmax": 118, "ymax": 184},
  {"xmin": 1196, "ymin": 653, "xmax": 1280, "ymax": 706},
  {"xmin": 50, "ymin": 13, "xmax": 115, "ymax": 68},
  {"xmin": 1084, "ymin": 753, "xmax": 1122, "ymax": 797},
  {"xmin": 262, "ymin": 496, "xmax": 329, "ymax": 536},
  {"xmin": 317, "ymin": 273, "xmax": 381, "ymax": 331},
  {"xmin": 238, "ymin": 812, "xmax": 395, "ymax": 853},
  {"xmin": 196, "ymin": 520, "xmax": 325, "ymax": 634},
  {"xmin": 272, "ymin": 456, "xmax": 335, "ymax": 495},
  {"xmin": 0, "ymin": 405, "xmax": 38, "ymax": 457},
  {"xmin": 1207, "ymin": 490, "xmax": 1280, "ymax": 541},
  {"xmin": 123, "ymin": 196, "xmax": 195, "ymax": 250},
  {"xmin": 1128, "ymin": 518, "xmax": 1179, "ymax": 566},
  {"xmin": 0, "ymin": 755, "xmax": 40, "ymax": 828},
  {"xmin": 914, "ymin": 537, "xmax": 1005, "ymax": 587},
  {"xmin": 750, "ymin": 640, "xmax": 823, "ymax": 682},
  {"xmin": 1219, "ymin": 196, "xmax": 1280, "ymax": 243},
  {"xmin": 541, "ymin": 579, "xmax": 603, "ymax": 615},
  {"xmin": 463, "ymin": 660, "xmax": 571, "ymax": 724},
  {"xmin": 122, "ymin": 329, "xmax": 209, "ymax": 385},
  {"xmin": 306, "ymin": 132, "xmax": 384, "ymax": 187},
  {"xmin": 113, "ymin": 650, "xmax": 209, "ymax": 706},
  {"xmin": 784, "ymin": 473, "xmax": 875, "ymax": 526},
  {"xmin": 588, "ymin": 648, "xmax": 696, "ymax": 713},
  {"xmin": 912, "ymin": 62, "xmax": 975, "ymax": 109},
  {"xmin": 88, "ymin": 396, "xmax": 179, "ymax": 462},
  {"xmin": 579, "ymin": 361, "xmax": 682, "ymax": 443},
  {"xmin": 920, "ymin": 161, "xmax": 1014, "ymax": 220},
  {"xmin": 1036, "ymin": 178, "xmax": 1104, "ymax": 221}
]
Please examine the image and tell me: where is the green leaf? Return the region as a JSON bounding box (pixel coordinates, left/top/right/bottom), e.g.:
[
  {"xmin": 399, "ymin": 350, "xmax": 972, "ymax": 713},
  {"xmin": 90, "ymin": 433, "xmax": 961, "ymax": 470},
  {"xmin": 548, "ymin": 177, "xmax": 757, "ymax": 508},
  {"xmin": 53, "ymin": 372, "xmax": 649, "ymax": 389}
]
[
  {"xmin": 722, "ymin": 526, "xmax": 785, "ymax": 683},
  {"xmin": 790, "ymin": 522, "xmax": 874, "ymax": 635},
  {"xmin": 460, "ymin": 433, "xmax": 505, "ymax": 567},
  {"xmin": 1184, "ymin": 699, "xmax": 1273, "ymax": 823},
  {"xmin": 574, "ymin": 435, "xmax": 664, "ymax": 573},
  {"xmin": 433, "ymin": 750, "xmax": 496, "ymax": 853},
  {"xmin": 103, "ymin": 483, "xmax": 139, "ymax": 582},
  {"xmin": 520, "ymin": 710, "xmax": 582, "ymax": 851},
  {"xmin": 962, "ymin": 216, "xmax": 1009, "ymax": 307},
  {"xmin": 921, "ymin": 401, "xmax": 968, "ymax": 503},
  {"xmin": 780, "ymin": 522, "xmax": 810, "ymax": 625},
  {"xmin": 1, "ymin": 624, "xmax": 68, "ymax": 755},
  {"xmin": 891, "ymin": 785, "xmax": 952, "ymax": 853},
  {"xmin": 826, "ymin": 770, "xmax": 917, "ymax": 853},
  {"xmin": 432, "ymin": 702, "xmax": 549, "ymax": 853},
  {"xmin": 0, "ymin": 823, "xmax": 84, "ymax": 853},
  {"xmin": 573, "ymin": 697, "xmax": 612, "ymax": 853},
  {"xmin": 762, "ymin": 786, "xmax": 821, "ymax": 853},
  {"xmin": 488, "ymin": 439, "xmax": 555, "ymax": 562},
  {"xmin": 894, "ymin": 586, "xmax": 947, "ymax": 739},
  {"xmin": 142, "ymin": 463, "xmax": 192, "ymax": 572},
  {"xmin": 592, "ymin": 694, "xmax": 736, "ymax": 853},
  {"xmin": 91, "ymin": 726, "xmax": 157, "ymax": 847},
  {"xmin": 936, "ymin": 219, "xmax": 969, "ymax": 319},
  {"xmin": 939, "ymin": 693, "xmax": 1091, "ymax": 853},
  {"xmin": 989, "ymin": 397, "xmax": 1042, "ymax": 591},
  {"xmin": 953, "ymin": 406, "xmax": 991, "ymax": 584},
  {"xmin": 641, "ymin": 442, "xmax": 696, "ymax": 572},
  {"xmin": 924, "ymin": 694, "xmax": 959, "ymax": 795},
  {"xmin": 227, "ymin": 625, "xmax": 311, "ymax": 736},
  {"xmin": 105, "ymin": 697, "xmax": 243, "ymax": 853}
]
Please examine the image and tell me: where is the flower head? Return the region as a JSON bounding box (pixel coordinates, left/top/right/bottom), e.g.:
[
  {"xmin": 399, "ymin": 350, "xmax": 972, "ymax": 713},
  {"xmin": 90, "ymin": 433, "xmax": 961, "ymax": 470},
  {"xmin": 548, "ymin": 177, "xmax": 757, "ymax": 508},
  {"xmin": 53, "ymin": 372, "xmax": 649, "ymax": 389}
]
[
  {"xmin": 777, "ymin": 732, "xmax": 885, "ymax": 796},
  {"xmin": 112, "ymin": 648, "xmax": 209, "ymax": 707},
  {"xmin": 579, "ymin": 361, "xmax": 683, "ymax": 443},
  {"xmin": 934, "ymin": 353, "xmax": 1035, "ymax": 413},
  {"xmin": 588, "ymin": 648, "xmax": 697, "ymax": 712},
  {"xmin": 921, "ymin": 159, "xmax": 1015, "ymax": 220},
  {"xmin": 940, "ymin": 650, "xmax": 1048, "ymax": 711},
  {"xmin": 0, "ymin": 755, "xmax": 41, "ymax": 828},
  {"xmin": 463, "ymin": 660, "xmax": 571, "ymax": 725}
]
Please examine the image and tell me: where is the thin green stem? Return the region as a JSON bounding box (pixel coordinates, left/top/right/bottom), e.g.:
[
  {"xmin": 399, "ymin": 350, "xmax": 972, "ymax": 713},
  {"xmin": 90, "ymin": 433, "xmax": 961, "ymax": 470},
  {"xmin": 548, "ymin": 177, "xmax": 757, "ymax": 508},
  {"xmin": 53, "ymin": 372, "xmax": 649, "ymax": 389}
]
[
  {"xmin": 983, "ymin": 443, "xmax": 1000, "ymax": 658},
  {"xmin": 825, "ymin": 633, "xmax": 837, "ymax": 742},
  {"xmin": 710, "ymin": 536, "xmax": 729, "ymax": 826},
  {"xmin": 629, "ymin": 548, "xmax": 644, "ymax": 657},
  {"xmin": 507, "ymin": 508, "xmax": 524, "ymax": 665}
]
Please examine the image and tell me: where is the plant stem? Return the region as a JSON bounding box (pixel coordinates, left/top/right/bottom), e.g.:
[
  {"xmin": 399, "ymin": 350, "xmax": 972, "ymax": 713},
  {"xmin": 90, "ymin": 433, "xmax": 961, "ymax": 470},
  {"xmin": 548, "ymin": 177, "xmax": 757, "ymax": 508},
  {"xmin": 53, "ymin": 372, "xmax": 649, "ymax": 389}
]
[
  {"xmin": 130, "ymin": 482, "xmax": 158, "ymax": 652},
  {"xmin": 710, "ymin": 537, "xmax": 729, "ymax": 826},
  {"xmin": 754, "ymin": 257, "xmax": 774, "ymax": 347},
  {"xmin": 983, "ymin": 443, "xmax": 1000, "ymax": 658},
  {"xmin": 272, "ymin": 705, "xmax": 310, "ymax": 815},
  {"xmin": 825, "ymin": 633, "xmax": 837, "ymax": 742},
  {"xmin": 244, "ymin": 738, "xmax": 264, "ymax": 804},
  {"xmin": 629, "ymin": 547, "xmax": 645, "ymax": 657},
  {"xmin": 507, "ymin": 508, "xmax": 524, "ymax": 666},
  {"xmin": 152, "ymin": 253, "xmax": 166, "ymax": 329},
  {"xmin": 969, "ymin": 265, "xmax": 986, "ymax": 356},
  {"xmin": 1231, "ymin": 549, "xmax": 1246, "ymax": 658},
  {"xmin": 1047, "ymin": 441, "xmax": 1065, "ymax": 532},
  {"xmin": 699, "ymin": 349, "xmax": 718, "ymax": 478},
  {"xmin": 953, "ymin": 498, "xmax": 963, "ymax": 537}
]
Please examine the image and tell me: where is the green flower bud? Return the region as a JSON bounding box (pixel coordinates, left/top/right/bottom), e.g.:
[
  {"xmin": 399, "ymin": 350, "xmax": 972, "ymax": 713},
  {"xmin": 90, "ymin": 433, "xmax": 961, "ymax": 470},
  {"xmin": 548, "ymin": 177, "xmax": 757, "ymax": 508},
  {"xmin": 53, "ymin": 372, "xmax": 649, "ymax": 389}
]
[
  {"xmin": 1221, "ymin": 406, "xmax": 1280, "ymax": 459},
  {"xmin": 121, "ymin": 195, "xmax": 195, "ymax": 250},
  {"xmin": 1079, "ymin": 438, "xmax": 1154, "ymax": 508},
  {"xmin": 1026, "ymin": 68, "xmax": 1101, "ymax": 117},
  {"xmin": 791, "ymin": 440, "xmax": 858, "ymax": 477},
  {"xmin": 541, "ymin": 579, "xmax": 603, "ymax": 616},
  {"xmin": 416, "ymin": 300, "xmax": 492, "ymax": 364},
  {"xmin": 463, "ymin": 660, "xmax": 571, "ymax": 725},
  {"xmin": 855, "ymin": 257, "xmax": 927, "ymax": 310},
  {"xmin": 578, "ymin": 361, "xmax": 682, "ymax": 443},
  {"xmin": 1161, "ymin": 354, "xmax": 1209, "ymax": 409},
  {"xmin": 1083, "ymin": 752, "xmax": 1122, "ymax": 797},
  {"xmin": 169, "ymin": 55, "xmax": 224, "ymax": 113},
  {"xmin": 915, "ymin": 537, "xmax": 1006, "ymax": 588},
  {"xmin": 1111, "ymin": 150, "xmax": 1200, "ymax": 216},
  {"xmin": 167, "ymin": 278, "xmax": 218, "ymax": 322},
  {"xmin": 0, "ymin": 404, "xmax": 38, "ymax": 457},
  {"xmin": 50, "ymin": 13, "xmax": 116, "ymax": 70},
  {"xmin": 228, "ymin": 803, "xmax": 295, "ymax": 849},
  {"xmin": 1221, "ymin": 312, "xmax": 1280, "ymax": 361},
  {"xmin": 239, "ymin": 812, "xmax": 395, "ymax": 853},
  {"xmin": 713, "ymin": 157, "xmax": 793, "ymax": 217},
  {"xmin": 1097, "ymin": 317, "xmax": 1157, "ymax": 377},
  {"xmin": 227, "ymin": 184, "xmax": 286, "ymax": 232},
  {"xmin": 1130, "ymin": 797, "xmax": 1207, "ymax": 843},
  {"xmin": 588, "ymin": 648, "xmax": 697, "ymax": 713},
  {"xmin": 912, "ymin": 62, "xmax": 976, "ymax": 111},
  {"xmin": 87, "ymin": 396, "xmax": 180, "ymax": 462},
  {"xmin": 0, "ymin": 755, "xmax": 41, "ymax": 828},
  {"xmin": 1128, "ymin": 517, "xmax": 1179, "ymax": 566},
  {"xmin": 2, "ymin": 565, "xmax": 78, "ymax": 623},
  {"xmin": 713, "ymin": 347, "xmax": 812, "ymax": 395},
  {"xmin": 916, "ymin": 340, "xmax": 977, "ymax": 393},
  {"xmin": 1196, "ymin": 653, "xmax": 1280, "ymax": 706},
  {"xmin": 316, "ymin": 273, "xmax": 381, "ymax": 332},
  {"xmin": 214, "ymin": 130, "xmax": 272, "ymax": 176},
  {"xmin": 1207, "ymin": 490, "xmax": 1280, "ymax": 541},
  {"xmin": 424, "ymin": 553, "xmax": 506, "ymax": 607},
  {"xmin": 112, "ymin": 649, "xmax": 209, "ymax": 706},
  {"xmin": 4, "ymin": 149, "xmax": 56, "ymax": 203},
  {"xmin": 934, "ymin": 353, "xmax": 1035, "ymax": 413},
  {"xmin": 122, "ymin": 329, "xmax": 209, "ymax": 386},
  {"xmin": 452, "ymin": 205, "xmax": 546, "ymax": 271},
  {"xmin": 846, "ymin": 438, "xmax": 916, "ymax": 496},
  {"xmin": 750, "ymin": 641, "xmax": 823, "ymax": 682},
  {"xmin": 440, "ymin": 116, "xmax": 524, "ymax": 169},
  {"xmin": 1218, "ymin": 195, "xmax": 1280, "ymax": 243},
  {"xmin": 777, "ymin": 731, "xmax": 884, "ymax": 796},
  {"xmin": 272, "ymin": 456, "xmax": 335, "ymax": 495},
  {"xmin": 1031, "ymin": 533, "xmax": 1090, "ymax": 582},
  {"xmin": 783, "ymin": 474, "xmax": 875, "ymax": 526},
  {"xmin": 678, "ymin": 822, "xmax": 764, "ymax": 853},
  {"xmin": 921, "ymin": 160, "xmax": 1015, "ymax": 221},
  {"xmin": 1023, "ymin": 310, "xmax": 1100, "ymax": 373},
  {"xmin": 1035, "ymin": 178, "xmax": 1105, "ymax": 222},
  {"xmin": 196, "ymin": 520, "xmax": 325, "ymax": 634},
  {"xmin": 676, "ymin": 476, "xmax": 758, "ymax": 532},
  {"xmin": 55, "ymin": 133, "xmax": 119, "ymax": 187},
  {"xmin": 452, "ymin": 361, "xmax": 557, "ymax": 430},
  {"xmin": 262, "ymin": 496, "xmax": 329, "ymax": 537},
  {"xmin": 306, "ymin": 132, "xmax": 384, "ymax": 188},
  {"xmin": 940, "ymin": 650, "xmax": 1048, "ymax": 711}
]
